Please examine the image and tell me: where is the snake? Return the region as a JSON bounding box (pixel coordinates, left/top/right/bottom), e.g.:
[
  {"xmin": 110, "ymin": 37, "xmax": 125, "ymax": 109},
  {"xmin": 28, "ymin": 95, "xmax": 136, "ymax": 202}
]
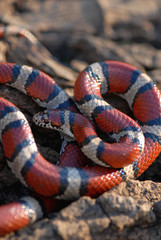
[{"xmin": 0, "ymin": 26, "xmax": 161, "ymax": 236}]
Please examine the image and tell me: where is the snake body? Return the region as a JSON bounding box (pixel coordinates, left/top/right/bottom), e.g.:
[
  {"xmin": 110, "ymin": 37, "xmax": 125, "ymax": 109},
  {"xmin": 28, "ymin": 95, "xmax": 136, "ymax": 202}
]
[{"xmin": 0, "ymin": 27, "xmax": 161, "ymax": 236}]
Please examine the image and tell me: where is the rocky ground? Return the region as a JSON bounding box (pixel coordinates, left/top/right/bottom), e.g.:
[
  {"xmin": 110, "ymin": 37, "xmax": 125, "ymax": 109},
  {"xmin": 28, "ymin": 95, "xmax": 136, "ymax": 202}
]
[{"xmin": 0, "ymin": 0, "xmax": 161, "ymax": 239}]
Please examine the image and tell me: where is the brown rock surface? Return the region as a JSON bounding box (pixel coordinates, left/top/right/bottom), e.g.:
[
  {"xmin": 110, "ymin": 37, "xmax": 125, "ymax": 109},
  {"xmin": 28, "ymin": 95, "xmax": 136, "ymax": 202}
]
[
  {"xmin": 1, "ymin": 181, "xmax": 161, "ymax": 240},
  {"xmin": 0, "ymin": 0, "xmax": 161, "ymax": 239}
]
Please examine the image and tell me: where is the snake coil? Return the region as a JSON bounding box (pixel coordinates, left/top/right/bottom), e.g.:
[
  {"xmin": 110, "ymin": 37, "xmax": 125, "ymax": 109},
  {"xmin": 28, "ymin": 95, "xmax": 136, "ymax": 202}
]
[{"xmin": 0, "ymin": 26, "xmax": 160, "ymax": 236}]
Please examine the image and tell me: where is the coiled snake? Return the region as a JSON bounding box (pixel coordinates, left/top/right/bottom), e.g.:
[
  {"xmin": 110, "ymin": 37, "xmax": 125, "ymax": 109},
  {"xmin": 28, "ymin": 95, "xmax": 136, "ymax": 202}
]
[{"xmin": 0, "ymin": 26, "xmax": 160, "ymax": 236}]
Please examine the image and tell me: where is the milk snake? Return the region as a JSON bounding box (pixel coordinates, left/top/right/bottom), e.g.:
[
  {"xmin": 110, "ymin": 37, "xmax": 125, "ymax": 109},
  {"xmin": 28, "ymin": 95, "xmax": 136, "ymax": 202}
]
[{"xmin": 0, "ymin": 26, "xmax": 161, "ymax": 236}]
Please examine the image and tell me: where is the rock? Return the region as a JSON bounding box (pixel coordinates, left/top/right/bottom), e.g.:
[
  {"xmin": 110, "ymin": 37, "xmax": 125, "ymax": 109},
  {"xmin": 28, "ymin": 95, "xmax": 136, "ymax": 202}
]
[
  {"xmin": 0, "ymin": 0, "xmax": 103, "ymax": 35},
  {"xmin": 0, "ymin": 31, "xmax": 78, "ymax": 85},
  {"xmin": 67, "ymin": 35, "xmax": 144, "ymax": 69},
  {"xmin": 2, "ymin": 181, "xmax": 161, "ymax": 240},
  {"xmin": 98, "ymin": 192, "xmax": 155, "ymax": 231},
  {"xmin": 98, "ymin": 0, "xmax": 161, "ymax": 44}
]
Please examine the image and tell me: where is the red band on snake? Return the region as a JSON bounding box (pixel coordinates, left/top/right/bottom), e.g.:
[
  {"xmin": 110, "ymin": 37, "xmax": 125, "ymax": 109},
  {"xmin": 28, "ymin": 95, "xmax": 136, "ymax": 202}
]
[{"xmin": 0, "ymin": 37, "xmax": 160, "ymax": 235}]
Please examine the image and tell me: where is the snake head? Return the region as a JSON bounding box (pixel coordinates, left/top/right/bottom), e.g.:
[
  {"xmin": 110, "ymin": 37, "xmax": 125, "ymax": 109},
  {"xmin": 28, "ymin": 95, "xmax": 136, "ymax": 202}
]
[
  {"xmin": 33, "ymin": 110, "xmax": 53, "ymax": 129},
  {"xmin": 33, "ymin": 109, "xmax": 75, "ymax": 138}
]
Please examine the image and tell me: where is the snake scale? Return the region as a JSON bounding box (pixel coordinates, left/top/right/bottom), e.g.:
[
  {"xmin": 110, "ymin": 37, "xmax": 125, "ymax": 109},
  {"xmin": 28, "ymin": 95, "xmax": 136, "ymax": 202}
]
[{"xmin": 0, "ymin": 26, "xmax": 160, "ymax": 236}]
